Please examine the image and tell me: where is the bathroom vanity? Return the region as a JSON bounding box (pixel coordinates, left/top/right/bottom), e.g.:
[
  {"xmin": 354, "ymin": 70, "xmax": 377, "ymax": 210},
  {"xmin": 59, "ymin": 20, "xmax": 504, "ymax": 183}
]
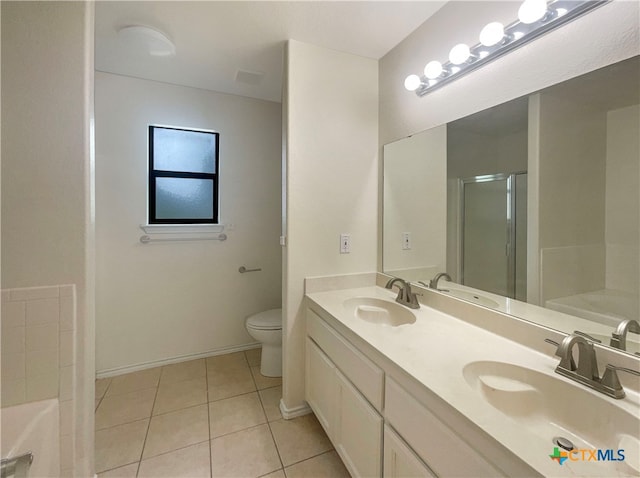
[{"xmin": 304, "ymin": 281, "xmax": 640, "ymax": 478}]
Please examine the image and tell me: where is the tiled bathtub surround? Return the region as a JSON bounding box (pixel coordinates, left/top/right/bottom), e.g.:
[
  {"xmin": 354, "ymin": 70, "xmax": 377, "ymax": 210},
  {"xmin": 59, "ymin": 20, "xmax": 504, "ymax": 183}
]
[{"xmin": 1, "ymin": 284, "xmax": 77, "ymax": 476}]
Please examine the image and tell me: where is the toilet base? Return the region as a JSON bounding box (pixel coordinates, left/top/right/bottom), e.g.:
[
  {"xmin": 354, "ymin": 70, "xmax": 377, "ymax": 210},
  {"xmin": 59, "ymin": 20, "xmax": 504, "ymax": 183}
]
[{"xmin": 260, "ymin": 343, "xmax": 282, "ymax": 377}]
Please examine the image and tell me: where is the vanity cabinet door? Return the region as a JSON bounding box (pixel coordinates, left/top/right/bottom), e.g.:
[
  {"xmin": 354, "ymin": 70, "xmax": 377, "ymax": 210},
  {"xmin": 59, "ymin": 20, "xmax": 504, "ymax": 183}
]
[
  {"xmin": 385, "ymin": 378, "xmax": 503, "ymax": 477},
  {"xmin": 334, "ymin": 369, "xmax": 383, "ymax": 478},
  {"xmin": 383, "ymin": 425, "xmax": 436, "ymax": 478},
  {"xmin": 305, "ymin": 338, "xmax": 337, "ymax": 436}
]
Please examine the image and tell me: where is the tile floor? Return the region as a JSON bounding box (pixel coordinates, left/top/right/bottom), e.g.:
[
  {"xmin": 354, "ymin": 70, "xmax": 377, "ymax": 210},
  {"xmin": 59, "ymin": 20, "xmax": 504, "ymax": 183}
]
[{"xmin": 95, "ymin": 349, "xmax": 350, "ymax": 477}]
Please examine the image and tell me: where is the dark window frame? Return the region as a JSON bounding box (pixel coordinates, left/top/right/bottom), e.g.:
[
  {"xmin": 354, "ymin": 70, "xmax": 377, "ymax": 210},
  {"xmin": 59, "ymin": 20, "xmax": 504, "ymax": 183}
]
[{"xmin": 148, "ymin": 125, "xmax": 220, "ymax": 224}]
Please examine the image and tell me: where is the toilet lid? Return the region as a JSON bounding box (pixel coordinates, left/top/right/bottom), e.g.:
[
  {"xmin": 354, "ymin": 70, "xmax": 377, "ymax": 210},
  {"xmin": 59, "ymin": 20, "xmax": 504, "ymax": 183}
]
[{"xmin": 246, "ymin": 308, "xmax": 282, "ymax": 330}]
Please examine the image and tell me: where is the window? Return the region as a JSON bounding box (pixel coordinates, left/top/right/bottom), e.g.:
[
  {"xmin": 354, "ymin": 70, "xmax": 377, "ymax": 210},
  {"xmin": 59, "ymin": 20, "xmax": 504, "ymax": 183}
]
[{"xmin": 148, "ymin": 125, "xmax": 219, "ymax": 224}]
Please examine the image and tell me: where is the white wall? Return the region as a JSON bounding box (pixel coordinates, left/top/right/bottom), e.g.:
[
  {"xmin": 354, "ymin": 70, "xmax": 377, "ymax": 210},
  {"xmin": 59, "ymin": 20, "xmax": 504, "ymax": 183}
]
[
  {"xmin": 379, "ymin": 0, "xmax": 639, "ymax": 145},
  {"xmin": 1, "ymin": 2, "xmax": 95, "ymax": 475},
  {"xmin": 536, "ymin": 91, "xmax": 607, "ymax": 303},
  {"xmin": 606, "ymin": 104, "xmax": 640, "ymax": 294},
  {"xmin": 95, "ymin": 72, "xmax": 282, "ymax": 373},
  {"xmin": 383, "ymin": 126, "xmax": 447, "ymax": 281},
  {"xmin": 283, "ymin": 40, "xmax": 378, "ymax": 411}
]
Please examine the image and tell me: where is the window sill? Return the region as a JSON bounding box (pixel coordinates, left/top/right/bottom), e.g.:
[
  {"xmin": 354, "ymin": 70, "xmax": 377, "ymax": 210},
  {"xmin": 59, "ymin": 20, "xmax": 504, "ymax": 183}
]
[{"xmin": 139, "ymin": 224, "xmax": 225, "ymax": 234}]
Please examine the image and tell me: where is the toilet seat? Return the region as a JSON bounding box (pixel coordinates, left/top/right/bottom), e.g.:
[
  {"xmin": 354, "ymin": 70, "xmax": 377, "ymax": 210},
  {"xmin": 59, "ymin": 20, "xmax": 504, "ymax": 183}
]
[{"xmin": 246, "ymin": 308, "xmax": 282, "ymax": 331}]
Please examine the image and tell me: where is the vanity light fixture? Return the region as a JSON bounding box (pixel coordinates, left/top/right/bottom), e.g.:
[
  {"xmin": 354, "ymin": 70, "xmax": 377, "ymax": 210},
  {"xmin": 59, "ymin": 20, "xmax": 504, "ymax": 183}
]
[{"xmin": 404, "ymin": 0, "xmax": 609, "ymax": 96}]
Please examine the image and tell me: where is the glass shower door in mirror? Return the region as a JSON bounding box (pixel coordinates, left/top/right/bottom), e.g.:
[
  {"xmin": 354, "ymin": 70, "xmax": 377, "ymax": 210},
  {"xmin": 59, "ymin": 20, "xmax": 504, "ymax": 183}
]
[{"xmin": 460, "ymin": 173, "xmax": 526, "ymax": 300}]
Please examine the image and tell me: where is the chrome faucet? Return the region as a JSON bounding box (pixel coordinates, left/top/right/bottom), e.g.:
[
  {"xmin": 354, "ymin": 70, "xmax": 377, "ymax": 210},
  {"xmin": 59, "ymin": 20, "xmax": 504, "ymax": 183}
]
[
  {"xmin": 546, "ymin": 333, "xmax": 640, "ymax": 399},
  {"xmin": 385, "ymin": 278, "xmax": 420, "ymax": 309},
  {"xmin": 610, "ymin": 319, "xmax": 640, "ymax": 351},
  {"xmin": 429, "ymin": 272, "xmax": 451, "ymax": 291}
]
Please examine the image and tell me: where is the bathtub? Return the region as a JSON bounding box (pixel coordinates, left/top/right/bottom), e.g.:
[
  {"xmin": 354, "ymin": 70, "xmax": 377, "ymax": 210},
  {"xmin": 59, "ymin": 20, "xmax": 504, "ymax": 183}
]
[
  {"xmin": 546, "ymin": 288, "xmax": 639, "ymax": 328},
  {"xmin": 1, "ymin": 399, "xmax": 59, "ymax": 478}
]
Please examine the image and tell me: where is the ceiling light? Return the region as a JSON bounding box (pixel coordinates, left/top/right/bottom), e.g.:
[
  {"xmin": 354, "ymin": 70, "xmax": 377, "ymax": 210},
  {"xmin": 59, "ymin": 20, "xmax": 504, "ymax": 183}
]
[
  {"xmin": 117, "ymin": 25, "xmax": 176, "ymax": 57},
  {"xmin": 518, "ymin": 0, "xmax": 548, "ymax": 24},
  {"xmin": 449, "ymin": 44, "xmax": 471, "ymax": 65},
  {"xmin": 480, "ymin": 22, "xmax": 505, "ymax": 46}
]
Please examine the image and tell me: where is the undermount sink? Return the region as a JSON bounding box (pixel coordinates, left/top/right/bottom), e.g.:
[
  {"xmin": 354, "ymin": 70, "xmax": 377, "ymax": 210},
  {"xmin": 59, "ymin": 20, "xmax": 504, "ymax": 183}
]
[
  {"xmin": 343, "ymin": 297, "xmax": 416, "ymax": 327},
  {"xmin": 463, "ymin": 361, "xmax": 640, "ymax": 475},
  {"xmin": 442, "ymin": 289, "xmax": 499, "ymax": 309}
]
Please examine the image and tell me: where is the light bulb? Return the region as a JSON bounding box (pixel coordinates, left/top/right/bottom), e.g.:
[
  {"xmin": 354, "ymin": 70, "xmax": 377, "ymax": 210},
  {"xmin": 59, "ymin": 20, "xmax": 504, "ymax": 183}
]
[
  {"xmin": 449, "ymin": 44, "xmax": 471, "ymax": 65},
  {"xmin": 404, "ymin": 74, "xmax": 422, "ymax": 91},
  {"xmin": 518, "ymin": 0, "xmax": 547, "ymax": 24},
  {"xmin": 424, "ymin": 61, "xmax": 443, "ymax": 79},
  {"xmin": 479, "ymin": 22, "xmax": 505, "ymax": 46}
]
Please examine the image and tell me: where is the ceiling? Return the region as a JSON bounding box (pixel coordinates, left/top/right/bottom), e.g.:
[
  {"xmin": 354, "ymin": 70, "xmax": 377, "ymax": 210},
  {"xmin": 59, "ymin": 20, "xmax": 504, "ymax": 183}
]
[{"xmin": 95, "ymin": 1, "xmax": 447, "ymax": 103}]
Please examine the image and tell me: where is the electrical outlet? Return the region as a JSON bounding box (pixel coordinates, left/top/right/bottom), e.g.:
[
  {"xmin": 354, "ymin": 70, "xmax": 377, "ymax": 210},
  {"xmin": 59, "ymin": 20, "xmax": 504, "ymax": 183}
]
[
  {"xmin": 340, "ymin": 233, "xmax": 351, "ymax": 254},
  {"xmin": 402, "ymin": 232, "xmax": 411, "ymax": 250}
]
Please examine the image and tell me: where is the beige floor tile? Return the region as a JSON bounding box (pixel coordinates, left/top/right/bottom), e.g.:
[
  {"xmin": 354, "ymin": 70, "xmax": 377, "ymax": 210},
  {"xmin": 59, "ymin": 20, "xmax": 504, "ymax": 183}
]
[
  {"xmin": 284, "ymin": 450, "xmax": 350, "ymax": 478},
  {"xmin": 269, "ymin": 414, "xmax": 332, "ymax": 467},
  {"xmin": 251, "ymin": 366, "xmax": 282, "ymax": 390},
  {"xmin": 208, "ymin": 366, "xmax": 256, "ymax": 401},
  {"xmin": 206, "ymin": 351, "xmax": 248, "ymax": 372},
  {"xmin": 95, "ymin": 388, "xmax": 156, "ymax": 430},
  {"xmin": 259, "ymin": 470, "xmax": 285, "ymax": 478},
  {"xmin": 210, "ymin": 424, "xmax": 281, "ymax": 478},
  {"xmin": 106, "ymin": 368, "xmax": 161, "ymax": 396},
  {"xmin": 97, "ymin": 462, "xmax": 139, "ymax": 478},
  {"xmin": 95, "ymin": 378, "xmax": 112, "ymax": 399},
  {"xmin": 153, "ymin": 376, "xmax": 207, "ymax": 415},
  {"xmin": 95, "ymin": 419, "xmax": 148, "ymax": 473},
  {"xmin": 209, "ymin": 392, "xmax": 266, "ymax": 438},
  {"xmin": 138, "ymin": 441, "xmax": 211, "ymax": 478},
  {"xmin": 258, "ymin": 386, "xmax": 282, "ymax": 422},
  {"xmin": 160, "ymin": 359, "xmax": 206, "ymax": 385},
  {"xmin": 143, "ymin": 404, "xmax": 209, "ymax": 459},
  {"xmin": 245, "ymin": 347, "xmax": 261, "ymax": 367}
]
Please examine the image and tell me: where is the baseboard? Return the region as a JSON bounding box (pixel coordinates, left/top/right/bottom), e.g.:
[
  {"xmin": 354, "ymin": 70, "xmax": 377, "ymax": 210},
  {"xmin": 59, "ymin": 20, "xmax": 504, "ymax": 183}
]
[
  {"xmin": 96, "ymin": 342, "xmax": 261, "ymax": 379},
  {"xmin": 279, "ymin": 399, "xmax": 312, "ymax": 419}
]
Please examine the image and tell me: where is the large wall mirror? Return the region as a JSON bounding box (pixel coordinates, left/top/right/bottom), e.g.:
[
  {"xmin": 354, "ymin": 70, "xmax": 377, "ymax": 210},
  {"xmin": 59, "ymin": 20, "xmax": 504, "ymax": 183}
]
[{"xmin": 383, "ymin": 56, "xmax": 639, "ymax": 357}]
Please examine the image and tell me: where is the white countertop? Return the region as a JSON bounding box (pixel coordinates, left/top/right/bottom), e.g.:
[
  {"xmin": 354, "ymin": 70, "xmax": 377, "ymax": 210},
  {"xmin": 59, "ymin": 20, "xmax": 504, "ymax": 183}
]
[{"xmin": 306, "ymin": 285, "xmax": 640, "ymax": 478}]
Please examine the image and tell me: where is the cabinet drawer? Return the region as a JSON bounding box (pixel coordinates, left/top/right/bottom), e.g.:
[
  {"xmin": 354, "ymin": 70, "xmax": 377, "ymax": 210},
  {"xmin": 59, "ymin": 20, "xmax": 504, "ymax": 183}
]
[
  {"xmin": 385, "ymin": 378, "xmax": 503, "ymax": 477},
  {"xmin": 307, "ymin": 308, "xmax": 384, "ymax": 411}
]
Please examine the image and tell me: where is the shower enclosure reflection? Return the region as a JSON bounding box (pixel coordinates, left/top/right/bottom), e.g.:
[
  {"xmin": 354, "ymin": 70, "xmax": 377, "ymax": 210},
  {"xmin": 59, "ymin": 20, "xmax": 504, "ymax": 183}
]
[{"xmin": 459, "ymin": 172, "xmax": 527, "ymax": 301}]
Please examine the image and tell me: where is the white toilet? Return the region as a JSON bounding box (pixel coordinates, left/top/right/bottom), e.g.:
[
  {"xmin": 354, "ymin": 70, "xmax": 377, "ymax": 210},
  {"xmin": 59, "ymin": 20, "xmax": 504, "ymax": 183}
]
[{"xmin": 245, "ymin": 308, "xmax": 282, "ymax": 377}]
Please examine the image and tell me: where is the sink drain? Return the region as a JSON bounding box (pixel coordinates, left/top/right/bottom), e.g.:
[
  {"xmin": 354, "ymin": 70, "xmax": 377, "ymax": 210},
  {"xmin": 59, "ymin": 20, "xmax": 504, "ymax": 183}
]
[{"xmin": 552, "ymin": 437, "xmax": 575, "ymax": 451}]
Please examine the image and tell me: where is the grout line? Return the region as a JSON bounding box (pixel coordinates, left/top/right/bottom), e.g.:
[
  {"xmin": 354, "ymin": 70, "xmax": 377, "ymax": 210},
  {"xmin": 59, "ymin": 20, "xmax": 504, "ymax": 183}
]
[
  {"xmin": 283, "ymin": 448, "xmax": 338, "ymax": 470},
  {"xmin": 97, "ymin": 459, "xmax": 140, "ymax": 476},
  {"xmin": 205, "ymin": 357, "xmax": 213, "ymax": 478},
  {"xmin": 136, "ymin": 369, "xmax": 162, "ymax": 477}
]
